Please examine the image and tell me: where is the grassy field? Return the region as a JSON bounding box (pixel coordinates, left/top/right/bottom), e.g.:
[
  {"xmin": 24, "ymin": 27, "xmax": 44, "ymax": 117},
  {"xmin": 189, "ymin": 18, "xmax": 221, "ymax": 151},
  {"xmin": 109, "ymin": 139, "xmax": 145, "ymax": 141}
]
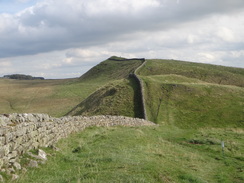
[
  {"xmin": 8, "ymin": 125, "xmax": 244, "ymax": 183},
  {"xmin": 1, "ymin": 57, "xmax": 244, "ymax": 182},
  {"xmin": 0, "ymin": 78, "xmax": 102, "ymax": 117}
]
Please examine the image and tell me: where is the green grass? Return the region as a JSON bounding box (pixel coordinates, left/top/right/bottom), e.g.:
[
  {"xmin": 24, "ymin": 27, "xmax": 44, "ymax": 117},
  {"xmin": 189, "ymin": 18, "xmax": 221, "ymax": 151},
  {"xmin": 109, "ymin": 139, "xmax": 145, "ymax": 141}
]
[
  {"xmin": 1, "ymin": 56, "xmax": 244, "ymax": 182},
  {"xmin": 0, "ymin": 78, "xmax": 103, "ymax": 117},
  {"xmin": 67, "ymin": 78, "xmax": 144, "ymax": 118},
  {"xmin": 66, "ymin": 56, "xmax": 145, "ymax": 117},
  {"xmin": 139, "ymin": 59, "xmax": 244, "ymax": 87},
  {"xmin": 9, "ymin": 125, "xmax": 243, "ymax": 183},
  {"xmin": 80, "ymin": 56, "xmax": 143, "ymax": 82},
  {"xmin": 141, "ymin": 75, "xmax": 244, "ymax": 128},
  {"xmin": 136, "ymin": 59, "xmax": 244, "ymax": 128}
]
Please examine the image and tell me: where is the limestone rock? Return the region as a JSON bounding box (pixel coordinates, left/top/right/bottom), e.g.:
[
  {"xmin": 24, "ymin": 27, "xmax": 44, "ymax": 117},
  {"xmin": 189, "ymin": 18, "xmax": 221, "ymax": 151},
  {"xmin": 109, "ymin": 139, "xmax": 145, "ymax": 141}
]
[
  {"xmin": 12, "ymin": 174, "xmax": 19, "ymax": 181},
  {"xmin": 13, "ymin": 162, "xmax": 21, "ymax": 170},
  {"xmin": 38, "ymin": 149, "xmax": 47, "ymax": 160}
]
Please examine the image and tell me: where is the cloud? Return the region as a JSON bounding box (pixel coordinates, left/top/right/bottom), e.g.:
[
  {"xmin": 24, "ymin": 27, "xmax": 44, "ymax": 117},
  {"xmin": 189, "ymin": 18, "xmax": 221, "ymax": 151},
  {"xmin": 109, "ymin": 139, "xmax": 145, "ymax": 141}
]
[
  {"xmin": 1, "ymin": 0, "xmax": 244, "ymax": 58},
  {"xmin": 0, "ymin": 0, "xmax": 243, "ymax": 78}
]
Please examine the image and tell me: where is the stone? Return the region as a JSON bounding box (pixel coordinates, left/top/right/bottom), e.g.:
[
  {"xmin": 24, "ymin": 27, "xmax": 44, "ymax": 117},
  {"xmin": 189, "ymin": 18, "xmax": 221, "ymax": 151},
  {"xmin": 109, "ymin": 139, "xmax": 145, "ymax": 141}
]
[
  {"xmin": 0, "ymin": 158, "xmax": 3, "ymax": 168},
  {"xmin": 22, "ymin": 167, "xmax": 27, "ymax": 173},
  {"xmin": 0, "ymin": 120, "xmax": 7, "ymax": 127},
  {"xmin": 7, "ymin": 151, "xmax": 17, "ymax": 159},
  {"xmin": 0, "ymin": 147, "xmax": 5, "ymax": 158},
  {"xmin": 49, "ymin": 145, "xmax": 60, "ymax": 151},
  {"xmin": 0, "ymin": 128, "xmax": 7, "ymax": 136},
  {"xmin": 38, "ymin": 149, "xmax": 47, "ymax": 160},
  {"xmin": 13, "ymin": 162, "xmax": 21, "ymax": 170},
  {"xmin": 8, "ymin": 167, "xmax": 15, "ymax": 173},
  {"xmin": 12, "ymin": 174, "xmax": 19, "ymax": 181},
  {"xmin": 28, "ymin": 160, "xmax": 38, "ymax": 168},
  {"xmin": 0, "ymin": 137, "xmax": 6, "ymax": 146}
]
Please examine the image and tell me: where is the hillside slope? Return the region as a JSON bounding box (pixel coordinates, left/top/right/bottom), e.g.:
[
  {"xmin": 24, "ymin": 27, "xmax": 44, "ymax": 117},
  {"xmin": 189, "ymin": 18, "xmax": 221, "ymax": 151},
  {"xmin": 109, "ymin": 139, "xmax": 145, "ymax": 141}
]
[
  {"xmin": 67, "ymin": 56, "xmax": 145, "ymax": 118},
  {"xmin": 67, "ymin": 79, "xmax": 144, "ymax": 118},
  {"xmin": 141, "ymin": 75, "xmax": 243, "ymax": 128},
  {"xmin": 72, "ymin": 58, "xmax": 244, "ymax": 128},
  {"xmin": 137, "ymin": 59, "xmax": 244, "ymax": 128},
  {"xmin": 79, "ymin": 56, "xmax": 143, "ymax": 83},
  {"xmin": 0, "ymin": 56, "xmax": 143, "ymax": 117},
  {"xmin": 138, "ymin": 59, "xmax": 244, "ymax": 87}
]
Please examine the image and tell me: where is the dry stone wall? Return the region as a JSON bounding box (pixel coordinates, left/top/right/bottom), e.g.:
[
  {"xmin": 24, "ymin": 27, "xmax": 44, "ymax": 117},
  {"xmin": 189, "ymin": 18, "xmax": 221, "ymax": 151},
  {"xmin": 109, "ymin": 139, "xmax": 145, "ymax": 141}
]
[
  {"xmin": 0, "ymin": 113, "xmax": 155, "ymax": 173},
  {"xmin": 133, "ymin": 60, "xmax": 148, "ymax": 120}
]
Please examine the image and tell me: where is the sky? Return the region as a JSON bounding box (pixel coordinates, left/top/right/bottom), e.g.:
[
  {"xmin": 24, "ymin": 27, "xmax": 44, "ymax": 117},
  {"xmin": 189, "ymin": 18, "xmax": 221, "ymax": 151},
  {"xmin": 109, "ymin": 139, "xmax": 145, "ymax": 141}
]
[{"xmin": 0, "ymin": 0, "xmax": 244, "ymax": 79}]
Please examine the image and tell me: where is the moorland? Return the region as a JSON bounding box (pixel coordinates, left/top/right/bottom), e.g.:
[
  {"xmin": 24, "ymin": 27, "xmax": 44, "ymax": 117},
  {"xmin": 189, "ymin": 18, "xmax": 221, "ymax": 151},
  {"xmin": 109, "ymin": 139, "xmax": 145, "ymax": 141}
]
[{"xmin": 0, "ymin": 56, "xmax": 243, "ymax": 182}]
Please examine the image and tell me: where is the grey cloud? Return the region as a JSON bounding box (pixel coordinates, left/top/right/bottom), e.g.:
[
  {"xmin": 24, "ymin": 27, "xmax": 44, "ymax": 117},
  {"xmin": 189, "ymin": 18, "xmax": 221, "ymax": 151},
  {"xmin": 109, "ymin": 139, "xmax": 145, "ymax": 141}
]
[{"xmin": 0, "ymin": 0, "xmax": 244, "ymax": 58}]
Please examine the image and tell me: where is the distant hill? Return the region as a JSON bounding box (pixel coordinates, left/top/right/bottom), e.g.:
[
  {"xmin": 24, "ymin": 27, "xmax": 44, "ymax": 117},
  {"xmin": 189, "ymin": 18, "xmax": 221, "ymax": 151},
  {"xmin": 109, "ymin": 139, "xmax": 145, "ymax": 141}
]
[{"xmin": 4, "ymin": 74, "xmax": 44, "ymax": 80}]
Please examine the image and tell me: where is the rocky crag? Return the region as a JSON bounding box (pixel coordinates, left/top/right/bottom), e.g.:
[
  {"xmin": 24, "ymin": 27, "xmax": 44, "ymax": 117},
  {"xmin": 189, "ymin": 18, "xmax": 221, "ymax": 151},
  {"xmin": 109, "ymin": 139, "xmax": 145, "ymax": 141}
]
[{"xmin": 0, "ymin": 113, "xmax": 155, "ymax": 180}]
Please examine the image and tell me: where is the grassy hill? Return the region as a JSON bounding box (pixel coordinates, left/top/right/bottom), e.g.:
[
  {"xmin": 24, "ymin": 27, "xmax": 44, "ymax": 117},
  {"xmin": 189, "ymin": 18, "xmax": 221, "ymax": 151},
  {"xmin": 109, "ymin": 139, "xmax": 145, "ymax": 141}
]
[
  {"xmin": 0, "ymin": 56, "xmax": 143, "ymax": 117},
  {"xmin": 66, "ymin": 56, "xmax": 145, "ymax": 118},
  {"xmin": 143, "ymin": 75, "xmax": 243, "ymax": 127},
  {"xmin": 79, "ymin": 56, "xmax": 143, "ymax": 82},
  {"xmin": 1, "ymin": 57, "xmax": 244, "ymax": 183},
  {"xmin": 67, "ymin": 79, "xmax": 144, "ymax": 118},
  {"xmin": 69, "ymin": 58, "xmax": 244, "ymax": 129},
  {"xmin": 139, "ymin": 60, "xmax": 243, "ymax": 128},
  {"xmin": 138, "ymin": 59, "xmax": 244, "ymax": 87}
]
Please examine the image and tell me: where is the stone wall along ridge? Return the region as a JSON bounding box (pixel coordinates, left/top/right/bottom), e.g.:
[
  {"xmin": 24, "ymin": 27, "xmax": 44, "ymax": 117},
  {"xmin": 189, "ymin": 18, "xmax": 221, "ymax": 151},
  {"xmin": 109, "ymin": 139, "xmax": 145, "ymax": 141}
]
[
  {"xmin": 0, "ymin": 113, "xmax": 155, "ymax": 173},
  {"xmin": 133, "ymin": 60, "xmax": 148, "ymax": 120}
]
